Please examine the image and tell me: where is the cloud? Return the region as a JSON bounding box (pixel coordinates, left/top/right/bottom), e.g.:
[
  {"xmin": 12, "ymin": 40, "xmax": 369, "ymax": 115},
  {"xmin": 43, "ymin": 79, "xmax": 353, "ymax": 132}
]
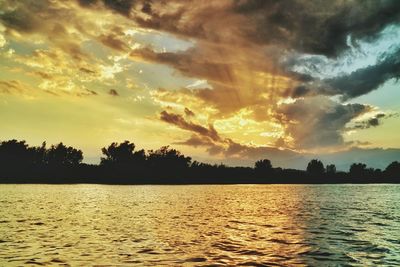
[
  {"xmin": 98, "ymin": 26, "xmax": 129, "ymax": 52},
  {"xmin": 0, "ymin": 34, "xmax": 6, "ymax": 48},
  {"xmin": 108, "ymin": 89, "xmax": 119, "ymax": 96},
  {"xmin": 129, "ymin": 1, "xmax": 400, "ymax": 102},
  {"xmin": 0, "ymin": 80, "xmax": 29, "ymax": 95},
  {"xmin": 326, "ymin": 50, "xmax": 400, "ymax": 99},
  {"xmin": 184, "ymin": 107, "xmax": 195, "ymax": 117},
  {"xmin": 160, "ymin": 109, "xmax": 300, "ymax": 164},
  {"xmin": 3, "ymin": 0, "xmax": 399, "ymax": 101},
  {"xmin": 0, "ymin": 1, "xmax": 90, "ymax": 61},
  {"xmin": 232, "ymin": 0, "xmax": 400, "ymax": 57},
  {"xmin": 4, "ymin": 47, "xmax": 102, "ymax": 96},
  {"xmin": 276, "ymin": 96, "xmax": 371, "ymax": 149},
  {"xmin": 132, "ymin": 45, "xmax": 289, "ymax": 117},
  {"xmin": 287, "ymin": 48, "xmax": 400, "ymax": 100},
  {"xmin": 348, "ymin": 113, "xmax": 397, "ymax": 130},
  {"xmin": 78, "ymin": 0, "xmax": 135, "ymax": 16},
  {"xmin": 0, "ymin": 79, "xmax": 98, "ymax": 97},
  {"xmin": 98, "ymin": 33, "xmax": 130, "ymax": 52},
  {"xmin": 118, "ymin": 0, "xmax": 400, "ymax": 58},
  {"xmin": 174, "ymin": 135, "xmax": 226, "ymax": 157},
  {"xmin": 124, "ymin": 1, "xmax": 400, "ymax": 142},
  {"xmin": 130, "ymin": 47, "xmax": 240, "ymax": 84},
  {"xmin": 1, "ymin": 0, "xmax": 399, "ymax": 156},
  {"xmin": 160, "ymin": 110, "xmax": 221, "ymax": 141},
  {"xmin": 0, "ymin": 4, "xmax": 41, "ymax": 33}
]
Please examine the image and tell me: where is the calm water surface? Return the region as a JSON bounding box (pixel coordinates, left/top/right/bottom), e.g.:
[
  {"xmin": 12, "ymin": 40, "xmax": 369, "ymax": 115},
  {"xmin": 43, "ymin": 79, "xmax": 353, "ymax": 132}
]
[{"xmin": 0, "ymin": 184, "xmax": 399, "ymax": 266}]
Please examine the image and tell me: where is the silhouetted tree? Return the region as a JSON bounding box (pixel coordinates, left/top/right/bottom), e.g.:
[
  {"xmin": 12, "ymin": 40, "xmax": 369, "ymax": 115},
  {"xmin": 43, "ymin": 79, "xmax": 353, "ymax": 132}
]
[
  {"xmin": 0, "ymin": 140, "xmax": 30, "ymax": 166},
  {"xmin": 100, "ymin": 141, "xmax": 147, "ymax": 181},
  {"xmin": 349, "ymin": 163, "xmax": 367, "ymax": 177},
  {"xmin": 254, "ymin": 159, "xmax": 273, "ymax": 178},
  {"xmin": 306, "ymin": 159, "xmax": 325, "ymax": 176},
  {"xmin": 0, "ymin": 138, "xmax": 399, "ymax": 184},
  {"xmin": 101, "ymin": 141, "xmax": 136, "ymax": 165},
  {"xmin": 384, "ymin": 161, "xmax": 400, "ymax": 180},
  {"xmin": 30, "ymin": 142, "xmax": 47, "ymax": 166},
  {"xmin": 147, "ymin": 146, "xmax": 191, "ymax": 181},
  {"xmin": 148, "ymin": 146, "xmax": 191, "ymax": 170},
  {"xmin": 255, "ymin": 159, "xmax": 272, "ymax": 171},
  {"xmin": 44, "ymin": 143, "xmax": 83, "ymax": 166},
  {"xmin": 326, "ymin": 164, "xmax": 336, "ymax": 175}
]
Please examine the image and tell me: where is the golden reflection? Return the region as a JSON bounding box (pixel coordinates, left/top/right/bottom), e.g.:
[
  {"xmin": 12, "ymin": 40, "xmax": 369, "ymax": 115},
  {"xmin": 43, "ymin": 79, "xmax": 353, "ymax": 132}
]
[{"xmin": 1, "ymin": 184, "xmax": 399, "ymax": 266}]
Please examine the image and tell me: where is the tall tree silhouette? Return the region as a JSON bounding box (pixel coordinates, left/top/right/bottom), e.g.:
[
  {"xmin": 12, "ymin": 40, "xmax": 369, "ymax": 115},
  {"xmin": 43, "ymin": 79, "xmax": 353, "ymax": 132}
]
[
  {"xmin": 0, "ymin": 140, "xmax": 30, "ymax": 166},
  {"xmin": 102, "ymin": 141, "xmax": 134, "ymax": 165},
  {"xmin": 148, "ymin": 146, "xmax": 191, "ymax": 168},
  {"xmin": 254, "ymin": 159, "xmax": 273, "ymax": 178},
  {"xmin": 349, "ymin": 163, "xmax": 367, "ymax": 177},
  {"xmin": 31, "ymin": 142, "xmax": 47, "ymax": 166},
  {"xmin": 100, "ymin": 141, "xmax": 147, "ymax": 182},
  {"xmin": 255, "ymin": 159, "xmax": 272, "ymax": 171},
  {"xmin": 326, "ymin": 164, "xmax": 337, "ymax": 174},
  {"xmin": 147, "ymin": 146, "xmax": 191, "ymax": 179},
  {"xmin": 101, "ymin": 141, "xmax": 146, "ymax": 166},
  {"xmin": 384, "ymin": 161, "xmax": 400, "ymax": 180},
  {"xmin": 306, "ymin": 159, "xmax": 325, "ymax": 177},
  {"xmin": 45, "ymin": 143, "xmax": 83, "ymax": 166}
]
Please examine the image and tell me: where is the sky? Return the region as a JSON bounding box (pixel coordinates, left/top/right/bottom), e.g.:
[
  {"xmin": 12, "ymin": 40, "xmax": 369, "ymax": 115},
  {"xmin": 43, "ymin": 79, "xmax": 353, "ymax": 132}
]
[{"xmin": 0, "ymin": 0, "xmax": 400, "ymax": 170}]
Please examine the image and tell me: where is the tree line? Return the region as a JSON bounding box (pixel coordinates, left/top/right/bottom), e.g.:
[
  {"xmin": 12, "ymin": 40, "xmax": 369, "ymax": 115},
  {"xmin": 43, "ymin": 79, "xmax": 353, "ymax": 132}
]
[{"xmin": 0, "ymin": 139, "xmax": 399, "ymax": 184}]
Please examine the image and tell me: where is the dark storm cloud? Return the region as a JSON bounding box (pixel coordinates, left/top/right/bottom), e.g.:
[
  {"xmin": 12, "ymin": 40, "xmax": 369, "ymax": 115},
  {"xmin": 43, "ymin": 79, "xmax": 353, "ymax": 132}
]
[
  {"xmin": 286, "ymin": 47, "xmax": 400, "ymax": 100},
  {"xmin": 90, "ymin": 0, "xmax": 400, "ymax": 57},
  {"xmin": 126, "ymin": 0, "xmax": 400, "ymax": 108},
  {"xmin": 233, "ymin": 0, "xmax": 400, "ymax": 57},
  {"xmin": 77, "ymin": 0, "xmax": 97, "ymax": 6},
  {"xmin": 78, "ymin": 0, "xmax": 136, "ymax": 16},
  {"xmin": 0, "ymin": 0, "xmax": 52, "ymax": 33},
  {"xmin": 0, "ymin": 9, "xmax": 38, "ymax": 33},
  {"xmin": 141, "ymin": 0, "xmax": 152, "ymax": 14},
  {"xmin": 291, "ymin": 85, "xmax": 310, "ymax": 98},
  {"xmin": 289, "ymin": 82, "xmax": 337, "ymax": 99},
  {"xmin": 127, "ymin": 0, "xmax": 400, "ymax": 57},
  {"xmin": 277, "ymin": 97, "xmax": 370, "ymax": 149},
  {"xmin": 327, "ymin": 50, "xmax": 400, "ymax": 99},
  {"xmin": 76, "ymin": 0, "xmax": 400, "ymax": 106},
  {"xmin": 5, "ymin": 0, "xmax": 399, "ymax": 97}
]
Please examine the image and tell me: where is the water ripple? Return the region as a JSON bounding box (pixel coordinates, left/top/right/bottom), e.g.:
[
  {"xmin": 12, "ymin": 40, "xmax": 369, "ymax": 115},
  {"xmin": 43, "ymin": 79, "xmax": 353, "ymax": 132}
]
[{"xmin": 0, "ymin": 184, "xmax": 399, "ymax": 266}]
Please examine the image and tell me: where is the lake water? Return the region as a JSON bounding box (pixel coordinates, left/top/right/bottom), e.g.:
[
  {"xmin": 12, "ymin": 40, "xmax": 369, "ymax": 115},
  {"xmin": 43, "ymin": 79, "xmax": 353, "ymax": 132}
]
[{"xmin": 0, "ymin": 184, "xmax": 399, "ymax": 266}]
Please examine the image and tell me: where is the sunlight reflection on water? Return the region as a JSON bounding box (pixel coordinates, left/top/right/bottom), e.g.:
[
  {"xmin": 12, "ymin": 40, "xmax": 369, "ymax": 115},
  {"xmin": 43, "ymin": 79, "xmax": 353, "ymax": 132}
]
[{"xmin": 0, "ymin": 184, "xmax": 399, "ymax": 266}]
